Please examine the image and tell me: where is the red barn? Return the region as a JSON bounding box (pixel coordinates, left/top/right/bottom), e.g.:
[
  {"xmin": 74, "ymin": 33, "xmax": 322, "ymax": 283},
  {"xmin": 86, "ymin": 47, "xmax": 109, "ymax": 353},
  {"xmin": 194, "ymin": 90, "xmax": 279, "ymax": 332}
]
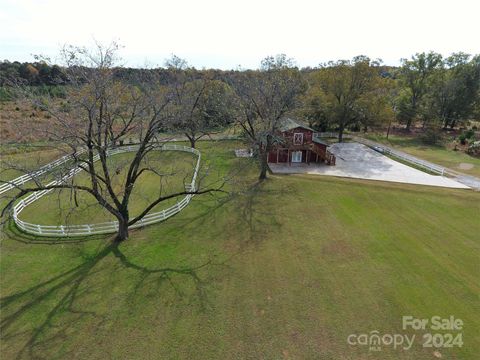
[{"xmin": 268, "ymin": 118, "xmax": 335, "ymax": 165}]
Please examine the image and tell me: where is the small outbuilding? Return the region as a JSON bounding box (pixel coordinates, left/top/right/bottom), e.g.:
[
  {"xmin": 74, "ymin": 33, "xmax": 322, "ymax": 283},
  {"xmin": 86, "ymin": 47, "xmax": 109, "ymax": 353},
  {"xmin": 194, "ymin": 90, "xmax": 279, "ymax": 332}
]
[{"xmin": 268, "ymin": 118, "xmax": 335, "ymax": 165}]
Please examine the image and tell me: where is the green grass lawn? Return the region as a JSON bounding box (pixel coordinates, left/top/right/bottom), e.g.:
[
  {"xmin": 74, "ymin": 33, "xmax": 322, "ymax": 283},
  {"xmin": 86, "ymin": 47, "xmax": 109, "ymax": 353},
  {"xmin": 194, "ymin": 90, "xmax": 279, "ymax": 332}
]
[
  {"xmin": 1, "ymin": 140, "xmax": 479, "ymax": 359},
  {"xmin": 0, "ymin": 147, "xmax": 64, "ymax": 182},
  {"xmin": 364, "ymin": 133, "xmax": 480, "ymax": 177}
]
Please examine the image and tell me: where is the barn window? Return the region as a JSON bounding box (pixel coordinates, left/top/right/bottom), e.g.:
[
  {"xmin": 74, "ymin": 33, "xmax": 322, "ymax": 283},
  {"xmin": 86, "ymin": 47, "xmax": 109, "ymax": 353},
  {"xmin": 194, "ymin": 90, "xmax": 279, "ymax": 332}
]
[{"xmin": 293, "ymin": 133, "xmax": 303, "ymax": 145}]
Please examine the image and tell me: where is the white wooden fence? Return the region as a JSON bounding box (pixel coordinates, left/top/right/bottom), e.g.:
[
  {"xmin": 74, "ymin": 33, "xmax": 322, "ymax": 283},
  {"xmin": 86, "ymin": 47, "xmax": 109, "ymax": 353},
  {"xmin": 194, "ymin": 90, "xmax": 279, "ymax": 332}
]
[
  {"xmin": 0, "ymin": 149, "xmax": 86, "ymax": 195},
  {"xmin": 313, "ymin": 132, "xmax": 352, "ymax": 139},
  {"xmin": 12, "ymin": 144, "xmax": 201, "ymax": 237},
  {"xmin": 351, "ymin": 137, "xmax": 446, "ymax": 175}
]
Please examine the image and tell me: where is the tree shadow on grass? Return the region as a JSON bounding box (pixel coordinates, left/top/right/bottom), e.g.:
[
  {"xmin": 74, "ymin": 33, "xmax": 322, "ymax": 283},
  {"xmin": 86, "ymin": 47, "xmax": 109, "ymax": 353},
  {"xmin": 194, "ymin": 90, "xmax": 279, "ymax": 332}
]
[
  {"xmin": 0, "ymin": 180, "xmax": 288, "ymax": 359},
  {"xmin": 0, "ymin": 239, "xmax": 229, "ymax": 360},
  {"xmin": 231, "ymin": 180, "xmax": 292, "ymax": 247},
  {"xmin": 152, "ymin": 179, "xmax": 292, "ymax": 250},
  {"xmin": 0, "ymin": 242, "xmax": 112, "ymax": 359},
  {"xmin": 1, "ymin": 219, "xmax": 106, "ymax": 245}
]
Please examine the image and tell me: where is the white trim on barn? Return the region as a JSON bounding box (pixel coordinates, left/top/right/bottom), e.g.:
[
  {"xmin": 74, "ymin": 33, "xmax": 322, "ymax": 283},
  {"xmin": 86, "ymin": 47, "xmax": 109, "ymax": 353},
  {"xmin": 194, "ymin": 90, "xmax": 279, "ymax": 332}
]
[
  {"xmin": 293, "ymin": 133, "xmax": 304, "ymax": 145},
  {"xmin": 292, "ymin": 151, "xmax": 302, "ymax": 163}
]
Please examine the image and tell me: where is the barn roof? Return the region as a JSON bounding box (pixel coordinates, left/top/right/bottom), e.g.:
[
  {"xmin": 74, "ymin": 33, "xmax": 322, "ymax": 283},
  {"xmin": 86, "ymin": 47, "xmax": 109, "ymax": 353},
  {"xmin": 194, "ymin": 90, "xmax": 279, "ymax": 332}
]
[{"xmin": 278, "ymin": 118, "xmax": 314, "ymax": 132}]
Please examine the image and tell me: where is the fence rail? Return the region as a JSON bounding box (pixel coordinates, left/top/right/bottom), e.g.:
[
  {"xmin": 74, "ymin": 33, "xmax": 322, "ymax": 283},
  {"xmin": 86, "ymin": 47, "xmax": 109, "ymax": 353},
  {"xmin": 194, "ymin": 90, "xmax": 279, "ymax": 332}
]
[
  {"xmin": 313, "ymin": 132, "xmax": 352, "ymax": 139},
  {"xmin": 0, "ymin": 149, "xmax": 87, "ymax": 195},
  {"xmin": 12, "ymin": 144, "xmax": 201, "ymax": 237},
  {"xmin": 350, "ymin": 136, "xmax": 446, "ymax": 175}
]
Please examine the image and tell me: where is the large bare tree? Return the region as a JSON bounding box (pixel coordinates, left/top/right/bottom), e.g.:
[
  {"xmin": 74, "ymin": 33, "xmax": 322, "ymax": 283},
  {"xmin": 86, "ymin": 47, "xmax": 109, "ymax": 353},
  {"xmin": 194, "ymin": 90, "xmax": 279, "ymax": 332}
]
[
  {"xmin": 2, "ymin": 44, "xmax": 223, "ymax": 242},
  {"xmin": 165, "ymin": 57, "xmax": 236, "ymax": 148},
  {"xmin": 231, "ymin": 55, "xmax": 306, "ymax": 180}
]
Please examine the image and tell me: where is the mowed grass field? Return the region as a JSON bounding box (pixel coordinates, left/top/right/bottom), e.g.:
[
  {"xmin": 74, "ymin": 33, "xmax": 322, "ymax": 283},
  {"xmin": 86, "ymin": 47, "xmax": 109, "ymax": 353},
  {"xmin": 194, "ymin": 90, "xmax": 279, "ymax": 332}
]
[
  {"xmin": 365, "ymin": 133, "xmax": 480, "ymax": 177},
  {"xmin": 1, "ymin": 141, "xmax": 479, "ymax": 359}
]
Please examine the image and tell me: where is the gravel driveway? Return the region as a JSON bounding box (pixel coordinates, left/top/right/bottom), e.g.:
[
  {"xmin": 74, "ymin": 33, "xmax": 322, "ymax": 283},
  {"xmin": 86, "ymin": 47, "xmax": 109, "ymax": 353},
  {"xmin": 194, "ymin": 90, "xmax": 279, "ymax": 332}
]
[{"xmin": 270, "ymin": 143, "xmax": 469, "ymax": 189}]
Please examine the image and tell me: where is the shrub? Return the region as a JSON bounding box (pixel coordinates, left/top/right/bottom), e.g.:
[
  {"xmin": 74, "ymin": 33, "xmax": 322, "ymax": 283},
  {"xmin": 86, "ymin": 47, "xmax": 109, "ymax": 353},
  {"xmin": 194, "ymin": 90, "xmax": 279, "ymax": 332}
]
[
  {"xmin": 467, "ymin": 141, "xmax": 480, "ymax": 156},
  {"xmin": 458, "ymin": 129, "xmax": 476, "ymax": 145},
  {"xmin": 465, "ymin": 129, "xmax": 475, "ymax": 139},
  {"xmin": 49, "ymin": 85, "xmax": 66, "ymax": 98},
  {"xmin": 0, "ymin": 87, "xmax": 13, "ymax": 101}
]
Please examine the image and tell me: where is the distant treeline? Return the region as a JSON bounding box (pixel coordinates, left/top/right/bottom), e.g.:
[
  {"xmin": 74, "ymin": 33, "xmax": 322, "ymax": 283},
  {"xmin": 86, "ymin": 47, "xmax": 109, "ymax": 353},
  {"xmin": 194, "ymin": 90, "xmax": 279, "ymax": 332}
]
[
  {"xmin": 0, "ymin": 61, "xmax": 67, "ymax": 86},
  {"xmin": 1, "ymin": 53, "xmax": 479, "ymax": 136},
  {"xmin": 0, "ymin": 60, "xmax": 230, "ymax": 86},
  {"xmin": 0, "ymin": 60, "xmax": 396, "ymax": 86},
  {"xmin": 0, "ymin": 59, "xmax": 395, "ymax": 104}
]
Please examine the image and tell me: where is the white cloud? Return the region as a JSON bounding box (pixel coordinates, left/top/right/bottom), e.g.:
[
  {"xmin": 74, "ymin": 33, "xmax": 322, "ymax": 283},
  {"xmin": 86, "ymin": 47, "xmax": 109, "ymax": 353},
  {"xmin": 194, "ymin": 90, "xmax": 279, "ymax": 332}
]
[{"xmin": 0, "ymin": 0, "xmax": 479, "ymax": 68}]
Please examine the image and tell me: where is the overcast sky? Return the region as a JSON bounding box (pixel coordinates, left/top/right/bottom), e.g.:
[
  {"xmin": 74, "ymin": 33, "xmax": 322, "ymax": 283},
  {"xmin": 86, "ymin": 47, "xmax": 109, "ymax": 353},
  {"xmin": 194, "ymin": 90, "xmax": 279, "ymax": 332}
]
[{"xmin": 1, "ymin": 0, "xmax": 479, "ymax": 69}]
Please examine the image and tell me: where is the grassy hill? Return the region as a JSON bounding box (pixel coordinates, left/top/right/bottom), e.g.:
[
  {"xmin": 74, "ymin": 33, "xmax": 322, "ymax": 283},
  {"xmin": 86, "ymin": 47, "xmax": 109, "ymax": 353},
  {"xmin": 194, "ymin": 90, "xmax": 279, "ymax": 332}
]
[{"xmin": 1, "ymin": 141, "xmax": 479, "ymax": 359}]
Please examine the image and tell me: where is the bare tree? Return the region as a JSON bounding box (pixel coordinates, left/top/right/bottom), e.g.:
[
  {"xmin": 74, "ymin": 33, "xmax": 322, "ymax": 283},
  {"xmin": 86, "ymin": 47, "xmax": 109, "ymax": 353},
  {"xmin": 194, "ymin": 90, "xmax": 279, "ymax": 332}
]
[
  {"xmin": 165, "ymin": 57, "xmax": 236, "ymax": 148},
  {"xmin": 231, "ymin": 55, "xmax": 306, "ymax": 180},
  {"xmin": 2, "ymin": 43, "xmax": 224, "ymax": 242}
]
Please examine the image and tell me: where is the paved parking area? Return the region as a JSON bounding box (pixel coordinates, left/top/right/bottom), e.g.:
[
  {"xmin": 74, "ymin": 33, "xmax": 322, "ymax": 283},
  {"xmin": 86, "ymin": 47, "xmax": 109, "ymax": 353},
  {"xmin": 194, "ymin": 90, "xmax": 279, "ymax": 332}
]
[{"xmin": 270, "ymin": 143, "xmax": 469, "ymax": 189}]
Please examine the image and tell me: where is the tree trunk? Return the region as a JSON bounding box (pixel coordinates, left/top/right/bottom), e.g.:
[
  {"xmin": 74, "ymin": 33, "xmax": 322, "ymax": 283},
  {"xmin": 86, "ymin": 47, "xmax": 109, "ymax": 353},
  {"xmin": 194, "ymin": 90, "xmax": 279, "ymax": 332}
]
[
  {"xmin": 405, "ymin": 118, "xmax": 412, "ymax": 132},
  {"xmin": 386, "ymin": 118, "xmax": 393, "ymax": 139},
  {"xmin": 338, "ymin": 127, "xmax": 344, "ymax": 143},
  {"xmin": 259, "ymin": 150, "xmax": 269, "ymax": 181},
  {"xmin": 407, "ymin": 98, "xmax": 417, "ymax": 132},
  {"xmin": 186, "ymin": 134, "xmax": 196, "ymax": 148},
  {"xmin": 115, "ymin": 217, "xmax": 129, "ymax": 242}
]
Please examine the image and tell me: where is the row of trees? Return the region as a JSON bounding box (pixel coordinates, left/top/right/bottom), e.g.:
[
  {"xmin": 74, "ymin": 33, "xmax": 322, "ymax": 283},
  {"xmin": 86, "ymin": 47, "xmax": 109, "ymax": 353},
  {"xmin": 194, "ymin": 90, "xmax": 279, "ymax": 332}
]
[
  {"xmin": 4, "ymin": 52, "xmax": 478, "ymax": 138},
  {"xmin": 301, "ymin": 53, "xmax": 480, "ymax": 139},
  {"xmin": 397, "ymin": 52, "xmax": 480, "ymax": 130}
]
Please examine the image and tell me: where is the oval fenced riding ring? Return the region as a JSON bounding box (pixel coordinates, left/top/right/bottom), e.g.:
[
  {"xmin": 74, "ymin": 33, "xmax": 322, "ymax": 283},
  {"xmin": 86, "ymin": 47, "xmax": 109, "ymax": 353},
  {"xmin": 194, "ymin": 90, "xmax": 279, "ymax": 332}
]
[{"xmin": 12, "ymin": 144, "xmax": 201, "ymax": 237}]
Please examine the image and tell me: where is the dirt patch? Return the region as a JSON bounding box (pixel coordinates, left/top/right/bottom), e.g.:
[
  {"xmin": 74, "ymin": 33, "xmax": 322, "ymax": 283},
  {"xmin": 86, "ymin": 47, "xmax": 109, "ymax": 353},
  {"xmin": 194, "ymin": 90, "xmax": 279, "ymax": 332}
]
[{"xmin": 458, "ymin": 162, "xmax": 474, "ymax": 170}]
